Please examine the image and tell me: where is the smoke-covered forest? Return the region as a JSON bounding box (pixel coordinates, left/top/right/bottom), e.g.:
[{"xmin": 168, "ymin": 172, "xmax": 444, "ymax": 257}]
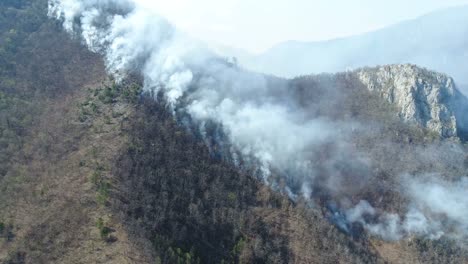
[{"xmin": 1, "ymin": 0, "xmax": 468, "ymax": 263}]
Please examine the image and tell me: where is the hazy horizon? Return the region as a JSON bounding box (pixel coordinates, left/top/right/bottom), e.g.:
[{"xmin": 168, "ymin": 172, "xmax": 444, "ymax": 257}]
[{"xmin": 135, "ymin": 0, "xmax": 468, "ymax": 53}]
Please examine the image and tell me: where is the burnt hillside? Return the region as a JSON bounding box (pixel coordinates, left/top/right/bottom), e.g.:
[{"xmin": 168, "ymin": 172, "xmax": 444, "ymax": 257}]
[
  {"xmin": 0, "ymin": 1, "xmax": 378, "ymax": 263},
  {"xmin": 0, "ymin": 1, "xmax": 468, "ymax": 263}
]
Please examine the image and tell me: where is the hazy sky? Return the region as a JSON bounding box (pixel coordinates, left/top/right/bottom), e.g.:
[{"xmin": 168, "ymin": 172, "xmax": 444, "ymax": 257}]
[{"xmin": 135, "ymin": 0, "xmax": 468, "ymax": 53}]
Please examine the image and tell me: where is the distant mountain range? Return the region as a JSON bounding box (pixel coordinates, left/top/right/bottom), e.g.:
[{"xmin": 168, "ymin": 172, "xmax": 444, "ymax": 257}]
[{"xmin": 216, "ymin": 5, "xmax": 468, "ymax": 93}]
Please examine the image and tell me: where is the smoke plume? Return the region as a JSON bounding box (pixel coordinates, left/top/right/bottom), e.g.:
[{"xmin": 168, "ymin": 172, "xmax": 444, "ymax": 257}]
[{"xmin": 48, "ymin": 0, "xmax": 468, "ymax": 244}]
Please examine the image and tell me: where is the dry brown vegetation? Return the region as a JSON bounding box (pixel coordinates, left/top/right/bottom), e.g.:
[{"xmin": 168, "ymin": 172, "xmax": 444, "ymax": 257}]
[{"xmin": 1, "ymin": 1, "xmax": 468, "ymax": 263}]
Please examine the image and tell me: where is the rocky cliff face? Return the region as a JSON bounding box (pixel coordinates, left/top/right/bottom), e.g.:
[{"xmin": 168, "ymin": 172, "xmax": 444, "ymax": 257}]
[{"xmin": 357, "ymin": 64, "xmax": 467, "ymax": 139}]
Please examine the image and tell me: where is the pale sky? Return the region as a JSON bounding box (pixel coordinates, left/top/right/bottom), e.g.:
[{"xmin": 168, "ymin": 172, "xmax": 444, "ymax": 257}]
[{"xmin": 134, "ymin": 0, "xmax": 468, "ymax": 54}]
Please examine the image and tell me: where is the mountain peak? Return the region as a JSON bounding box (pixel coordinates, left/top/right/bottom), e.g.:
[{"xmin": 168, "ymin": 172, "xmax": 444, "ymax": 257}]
[{"xmin": 357, "ymin": 64, "xmax": 467, "ymax": 139}]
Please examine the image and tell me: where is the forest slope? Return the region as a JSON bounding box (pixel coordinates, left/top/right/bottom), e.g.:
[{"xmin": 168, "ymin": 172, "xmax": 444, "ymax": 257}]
[{"xmin": 1, "ymin": 1, "xmax": 468, "ymax": 264}]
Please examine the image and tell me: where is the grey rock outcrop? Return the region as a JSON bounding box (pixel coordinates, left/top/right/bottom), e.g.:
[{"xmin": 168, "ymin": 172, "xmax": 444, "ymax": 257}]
[{"xmin": 356, "ymin": 64, "xmax": 467, "ymax": 139}]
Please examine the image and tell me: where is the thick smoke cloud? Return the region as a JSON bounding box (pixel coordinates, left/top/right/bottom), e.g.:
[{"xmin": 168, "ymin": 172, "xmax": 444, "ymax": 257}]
[
  {"xmin": 48, "ymin": 0, "xmax": 339, "ymax": 184},
  {"xmin": 48, "ymin": 0, "xmax": 468, "ymax": 244}
]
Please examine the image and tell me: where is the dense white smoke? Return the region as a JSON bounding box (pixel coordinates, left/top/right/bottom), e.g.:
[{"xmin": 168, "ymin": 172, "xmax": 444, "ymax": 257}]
[
  {"xmin": 406, "ymin": 176, "xmax": 468, "ymax": 239},
  {"xmin": 48, "ymin": 0, "xmax": 468, "ymax": 244},
  {"xmin": 341, "ymin": 174, "xmax": 468, "ymax": 241},
  {"xmin": 48, "ymin": 0, "xmax": 341, "ymax": 183}
]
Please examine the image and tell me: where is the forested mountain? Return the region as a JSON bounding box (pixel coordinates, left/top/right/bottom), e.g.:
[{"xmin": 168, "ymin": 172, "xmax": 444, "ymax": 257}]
[{"xmin": 1, "ymin": 1, "xmax": 467, "ymax": 264}]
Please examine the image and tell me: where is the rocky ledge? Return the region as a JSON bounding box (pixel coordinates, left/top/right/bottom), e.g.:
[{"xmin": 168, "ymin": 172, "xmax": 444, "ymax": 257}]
[{"xmin": 357, "ymin": 64, "xmax": 468, "ymax": 140}]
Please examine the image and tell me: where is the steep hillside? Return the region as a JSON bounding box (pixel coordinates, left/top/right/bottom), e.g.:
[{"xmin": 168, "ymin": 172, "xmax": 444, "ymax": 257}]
[
  {"xmin": 1, "ymin": 1, "xmax": 468, "ymax": 264},
  {"xmin": 0, "ymin": 1, "xmax": 380, "ymax": 263},
  {"xmin": 0, "ymin": 2, "xmax": 385, "ymax": 262},
  {"xmin": 0, "ymin": 1, "xmax": 154, "ymax": 263}
]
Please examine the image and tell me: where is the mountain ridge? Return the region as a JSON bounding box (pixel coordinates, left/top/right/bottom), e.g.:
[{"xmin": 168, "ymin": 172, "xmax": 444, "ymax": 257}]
[{"xmin": 227, "ymin": 5, "xmax": 468, "ymax": 95}]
